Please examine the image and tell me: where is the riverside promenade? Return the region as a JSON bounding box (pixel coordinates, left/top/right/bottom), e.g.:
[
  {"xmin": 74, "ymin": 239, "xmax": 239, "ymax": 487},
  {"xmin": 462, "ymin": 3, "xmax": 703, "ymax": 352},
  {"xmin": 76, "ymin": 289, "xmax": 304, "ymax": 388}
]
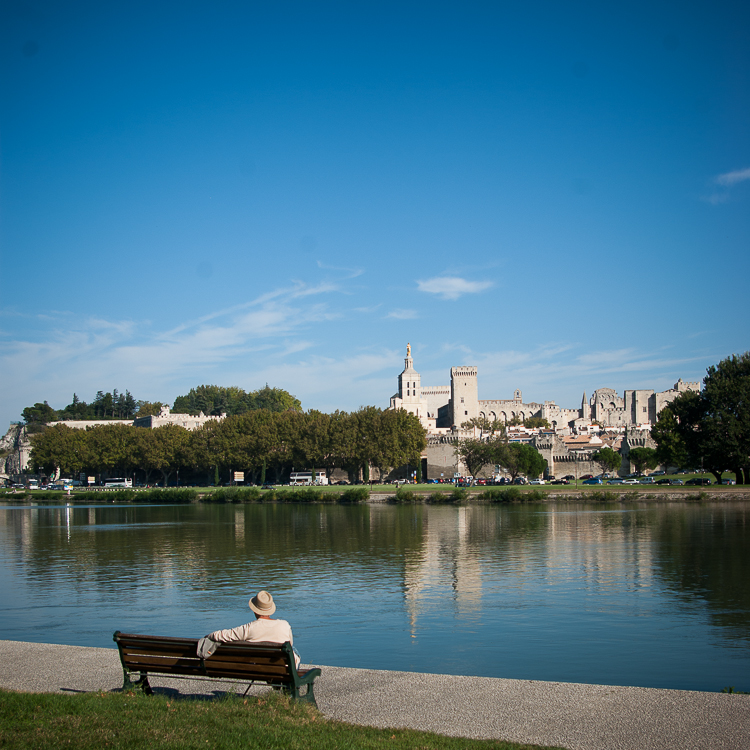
[{"xmin": 1, "ymin": 640, "xmax": 749, "ymax": 750}]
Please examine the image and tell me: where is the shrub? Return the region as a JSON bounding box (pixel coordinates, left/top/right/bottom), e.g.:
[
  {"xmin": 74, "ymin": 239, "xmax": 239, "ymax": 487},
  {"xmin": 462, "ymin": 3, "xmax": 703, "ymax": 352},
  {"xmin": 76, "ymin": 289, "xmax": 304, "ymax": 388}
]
[
  {"xmin": 207, "ymin": 487, "xmax": 262, "ymax": 503},
  {"xmin": 338, "ymin": 487, "xmax": 369, "ymax": 503},
  {"xmin": 525, "ymin": 489, "xmax": 548, "ymax": 502},
  {"xmin": 271, "ymin": 488, "xmax": 327, "ymax": 503},
  {"xmin": 427, "ymin": 487, "xmax": 468, "ymax": 503},
  {"xmin": 481, "ymin": 487, "xmax": 522, "ymax": 503},
  {"xmin": 393, "ymin": 487, "xmax": 418, "ymax": 503}
]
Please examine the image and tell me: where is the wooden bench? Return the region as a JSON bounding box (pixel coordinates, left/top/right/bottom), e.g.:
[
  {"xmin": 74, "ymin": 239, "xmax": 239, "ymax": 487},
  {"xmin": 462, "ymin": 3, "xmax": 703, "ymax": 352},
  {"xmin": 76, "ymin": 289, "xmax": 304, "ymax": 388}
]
[{"xmin": 112, "ymin": 631, "xmax": 321, "ymax": 706}]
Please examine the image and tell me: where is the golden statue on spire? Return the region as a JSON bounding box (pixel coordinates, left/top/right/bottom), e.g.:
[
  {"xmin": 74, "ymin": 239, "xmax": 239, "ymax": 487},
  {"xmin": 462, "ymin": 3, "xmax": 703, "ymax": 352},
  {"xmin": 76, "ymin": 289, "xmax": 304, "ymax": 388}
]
[{"xmin": 407, "ymin": 342, "xmax": 411, "ymax": 357}]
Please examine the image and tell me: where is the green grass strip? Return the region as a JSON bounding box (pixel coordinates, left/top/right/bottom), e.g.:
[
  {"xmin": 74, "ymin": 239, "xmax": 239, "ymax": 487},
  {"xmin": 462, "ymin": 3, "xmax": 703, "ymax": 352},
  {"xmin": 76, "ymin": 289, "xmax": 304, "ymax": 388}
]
[{"xmin": 0, "ymin": 688, "xmax": 560, "ymax": 750}]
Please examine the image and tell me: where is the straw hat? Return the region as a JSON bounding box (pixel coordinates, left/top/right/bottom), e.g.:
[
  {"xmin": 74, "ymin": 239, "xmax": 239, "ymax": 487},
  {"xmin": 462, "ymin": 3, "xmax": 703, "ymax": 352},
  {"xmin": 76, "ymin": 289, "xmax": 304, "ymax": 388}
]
[{"xmin": 249, "ymin": 590, "xmax": 276, "ymax": 616}]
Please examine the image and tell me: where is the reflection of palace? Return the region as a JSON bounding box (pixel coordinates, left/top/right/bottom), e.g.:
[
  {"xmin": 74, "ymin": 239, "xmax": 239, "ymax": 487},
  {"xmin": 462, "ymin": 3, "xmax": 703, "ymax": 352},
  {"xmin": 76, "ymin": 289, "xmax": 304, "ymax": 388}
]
[
  {"xmin": 403, "ymin": 507, "xmax": 485, "ymax": 635},
  {"xmin": 393, "ymin": 506, "xmax": 654, "ymax": 637}
]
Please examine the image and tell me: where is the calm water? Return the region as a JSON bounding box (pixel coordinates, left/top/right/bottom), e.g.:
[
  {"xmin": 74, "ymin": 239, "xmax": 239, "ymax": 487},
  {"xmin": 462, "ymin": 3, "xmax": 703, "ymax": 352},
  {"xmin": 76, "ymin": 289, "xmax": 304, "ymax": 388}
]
[{"xmin": 1, "ymin": 500, "xmax": 749, "ymax": 692}]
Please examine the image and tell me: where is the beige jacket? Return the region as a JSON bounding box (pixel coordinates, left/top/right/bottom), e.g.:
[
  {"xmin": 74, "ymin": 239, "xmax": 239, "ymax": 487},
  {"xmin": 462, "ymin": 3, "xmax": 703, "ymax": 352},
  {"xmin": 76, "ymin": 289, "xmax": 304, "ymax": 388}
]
[{"xmin": 206, "ymin": 618, "xmax": 299, "ymax": 667}]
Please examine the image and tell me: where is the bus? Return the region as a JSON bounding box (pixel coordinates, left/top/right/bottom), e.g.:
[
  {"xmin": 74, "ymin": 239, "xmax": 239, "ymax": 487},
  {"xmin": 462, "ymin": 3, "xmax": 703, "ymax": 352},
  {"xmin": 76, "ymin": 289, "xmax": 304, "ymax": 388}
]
[
  {"xmin": 288, "ymin": 471, "xmax": 328, "ymax": 486},
  {"xmin": 103, "ymin": 478, "xmax": 132, "ymax": 488}
]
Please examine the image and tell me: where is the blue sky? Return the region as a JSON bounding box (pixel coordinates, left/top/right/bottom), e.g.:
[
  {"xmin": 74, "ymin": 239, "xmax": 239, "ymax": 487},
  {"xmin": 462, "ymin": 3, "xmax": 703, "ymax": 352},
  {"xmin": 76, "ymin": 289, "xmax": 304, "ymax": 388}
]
[{"xmin": 1, "ymin": 0, "xmax": 749, "ymax": 428}]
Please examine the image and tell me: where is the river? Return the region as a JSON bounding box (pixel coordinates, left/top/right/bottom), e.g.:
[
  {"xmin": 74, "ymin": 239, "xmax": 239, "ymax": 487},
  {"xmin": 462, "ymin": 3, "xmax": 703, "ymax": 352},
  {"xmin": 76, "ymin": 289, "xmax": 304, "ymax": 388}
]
[{"xmin": 1, "ymin": 500, "xmax": 748, "ymax": 692}]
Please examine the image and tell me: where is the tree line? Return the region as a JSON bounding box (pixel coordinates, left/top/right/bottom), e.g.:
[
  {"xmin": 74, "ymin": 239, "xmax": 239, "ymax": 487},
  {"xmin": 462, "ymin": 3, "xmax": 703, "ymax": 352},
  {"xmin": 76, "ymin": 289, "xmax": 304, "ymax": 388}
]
[
  {"xmin": 29, "ymin": 407, "xmax": 427, "ymax": 486},
  {"xmin": 20, "ymin": 385, "xmax": 302, "ymax": 430}
]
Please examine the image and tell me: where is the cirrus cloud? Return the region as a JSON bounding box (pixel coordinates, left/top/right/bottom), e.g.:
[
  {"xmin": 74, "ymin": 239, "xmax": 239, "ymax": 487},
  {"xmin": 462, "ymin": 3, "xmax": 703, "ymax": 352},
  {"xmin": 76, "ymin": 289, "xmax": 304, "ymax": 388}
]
[
  {"xmin": 417, "ymin": 276, "xmax": 493, "ymax": 300},
  {"xmin": 715, "ymin": 167, "xmax": 750, "ymax": 186}
]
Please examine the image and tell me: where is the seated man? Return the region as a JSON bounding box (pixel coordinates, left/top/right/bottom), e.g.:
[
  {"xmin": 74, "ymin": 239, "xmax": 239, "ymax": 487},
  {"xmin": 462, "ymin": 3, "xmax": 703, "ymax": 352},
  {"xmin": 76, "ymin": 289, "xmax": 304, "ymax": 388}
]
[{"xmin": 204, "ymin": 590, "xmax": 300, "ymax": 667}]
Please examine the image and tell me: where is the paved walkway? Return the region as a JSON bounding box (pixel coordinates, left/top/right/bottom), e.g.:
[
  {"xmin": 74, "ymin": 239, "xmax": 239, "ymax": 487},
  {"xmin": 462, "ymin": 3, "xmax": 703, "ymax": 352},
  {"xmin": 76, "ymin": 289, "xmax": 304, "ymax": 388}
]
[{"xmin": 1, "ymin": 640, "xmax": 748, "ymax": 750}]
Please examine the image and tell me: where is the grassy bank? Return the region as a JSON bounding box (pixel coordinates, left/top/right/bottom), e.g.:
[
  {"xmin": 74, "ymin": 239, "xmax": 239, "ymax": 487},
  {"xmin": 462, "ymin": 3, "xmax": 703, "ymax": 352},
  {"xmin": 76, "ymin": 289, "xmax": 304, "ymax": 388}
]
[
  {"xmin": 0, "ymin": 688, "xmax": 559, "ymax": 750},
  {"xmin": 0, "ymin": 481, "xmax": 747, "ymax": 505}
]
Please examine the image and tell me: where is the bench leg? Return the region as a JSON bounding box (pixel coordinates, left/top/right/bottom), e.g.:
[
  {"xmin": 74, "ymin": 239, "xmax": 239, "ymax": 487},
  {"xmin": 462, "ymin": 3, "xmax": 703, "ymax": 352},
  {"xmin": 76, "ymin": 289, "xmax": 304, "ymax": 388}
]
[
  {"xmin": 286, "ymin": 683, "xmax": 317, "ymax": 708},
  {"xmin": 122, "ymin": 669, "xmax": 153, "ymax": 695}
]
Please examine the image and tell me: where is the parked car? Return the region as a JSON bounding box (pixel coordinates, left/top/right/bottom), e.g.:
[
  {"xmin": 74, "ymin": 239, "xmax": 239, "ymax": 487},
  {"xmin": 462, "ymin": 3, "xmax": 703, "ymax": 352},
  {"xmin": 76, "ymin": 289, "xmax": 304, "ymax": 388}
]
[
  {"xmin": 622, "ymin": 479, "xmax": 639, "ymax": 485},
  {"xmin": 562, "ymin": 475, "xmax": 576, "ymax": 481},
  {"xmin": 582, "ymin": 478, "xmax": 603, "ymax": 485},
  {"xmin": 721, "ymin": 478, "xmax": 736, "ymax": 485},
  {"xmin": 580, "ymin": 474, "xmax": 594, "ymax": 480},
  {"xmin": 686, "ymin": 478, "xmax": 712, "ymax": 486},
  {"xmin": 607, "ymin": 478, "xmax": 625, "ymax": 485},
  {"xmin": 551, "ymin": 479, "xmax": 569, "ymax": 485},
  {"xmin": 639, "ymin": 477, "xmax": 655, "ymax": 484},
  {"xmin": 512, "ymin": 477, "xmax": 527, "ymax": 485},
  {"xmin": 261, "ymin": 484, "xmax": 275, "ymax": 490},
  {"xmin": 656, "ymin": 478, "xmax": 671, "ymax": 485},
  {"xmin": 529, "ymin": 479, "xmax": 546, "ymax": 485},
  {"xmin": 651, "ymin": 471, "xmax": 666, "ymax": 476},
  {"xmin": 669, "ymin": 479, "xmax": 684, "ymax": 485}
]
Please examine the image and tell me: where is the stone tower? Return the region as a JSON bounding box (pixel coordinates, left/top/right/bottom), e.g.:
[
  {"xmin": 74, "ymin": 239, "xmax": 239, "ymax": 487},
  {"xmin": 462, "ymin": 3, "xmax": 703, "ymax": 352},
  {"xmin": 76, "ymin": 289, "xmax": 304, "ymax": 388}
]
[
  {"xmin": 398, "ymin": 342, "xmax": 422, "ymax": 405},
  {"xmin": 450, "ymin": 366, "xmax": 479, "ymax": 427}
]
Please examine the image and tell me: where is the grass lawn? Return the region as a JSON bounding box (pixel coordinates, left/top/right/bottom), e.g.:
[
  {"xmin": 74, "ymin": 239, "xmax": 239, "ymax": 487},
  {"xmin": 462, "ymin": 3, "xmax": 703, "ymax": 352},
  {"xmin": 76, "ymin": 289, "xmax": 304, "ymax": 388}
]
[{"xmin": 0, "ymin": 688, "xmax": 561, "ymax": 750}]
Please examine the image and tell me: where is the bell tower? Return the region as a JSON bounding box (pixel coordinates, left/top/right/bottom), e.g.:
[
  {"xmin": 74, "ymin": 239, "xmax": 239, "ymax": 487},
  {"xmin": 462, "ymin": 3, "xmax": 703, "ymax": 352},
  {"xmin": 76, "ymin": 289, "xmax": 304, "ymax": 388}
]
[{"xmin": 398, "ymin": 343, "xmax": 421, "ymax": 404}]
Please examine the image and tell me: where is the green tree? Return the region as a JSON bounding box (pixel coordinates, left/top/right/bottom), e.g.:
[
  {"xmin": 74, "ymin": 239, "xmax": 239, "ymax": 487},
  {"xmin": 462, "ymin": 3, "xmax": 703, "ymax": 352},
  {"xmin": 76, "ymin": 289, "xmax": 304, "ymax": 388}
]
[
  {"xmin": 30, "ymin": 424, "xmax": 89, "ymax": 476},
  {"xmin": 136, "ymin": 401, "xmax": 165, "ymax": 418},
  {"xmin": 628, "ymin": 447, "xmax": 659, "ymax": 475},
  {"xmin": 493, "ymin": 442, "xmax": 546, "ymax": 481},
  {"xmin": 172, "ymin": 384, "xmax": 302, "ymax": 417},
  {"xmin": 700, "ymin": 352, "xmax": 750, "ymax": 485},
  {"xmin": 651, "ymin": 403, "xmax": 692, "ymax": 471},
  {"xmin": 136, "ymin": 425, "xmax": 192, "ymax": 486},
  {"xmin": 523, "ymin": 417, "xmax": 551, "ymax": 429},
  {"xmin": 650, "ymin": 353, "xmax": 750, "ymax": 484},
  {"xmin": 456, "ymin": 438, "xmax": 492, "ymax": 478},
  {"xmin": 591, "ymin": 446, "xmax": 622, "ymax": 475},
  {"xmin": 21, "ymin": 401, "xmax": 58, "ymax": 428}
]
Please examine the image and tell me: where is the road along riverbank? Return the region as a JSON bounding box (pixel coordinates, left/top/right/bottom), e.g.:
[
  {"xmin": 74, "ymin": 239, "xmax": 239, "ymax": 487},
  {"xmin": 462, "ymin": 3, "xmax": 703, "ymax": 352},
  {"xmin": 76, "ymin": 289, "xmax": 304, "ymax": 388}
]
[{"xmin": 1, "ymin": 640, "xmax": 748, "ymax": 750}]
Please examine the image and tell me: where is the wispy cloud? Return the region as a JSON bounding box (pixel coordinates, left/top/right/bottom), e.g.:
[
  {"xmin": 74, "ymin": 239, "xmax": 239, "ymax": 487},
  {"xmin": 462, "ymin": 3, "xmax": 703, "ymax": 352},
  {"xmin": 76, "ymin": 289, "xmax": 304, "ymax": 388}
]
[
  {"xmin": 715, "ymin": 167, "xmax": 750, "ymax": 186},
  {"xmin": 386, "ymin": 309, "xmax": 418, "ymax": 319},
  {"xmin": 417, "ymin": 276, "xmax": 493, "ymax": 300},
  {"xmin": 703, "ymin": 167, "xmax": 750, "ymax": 204}
]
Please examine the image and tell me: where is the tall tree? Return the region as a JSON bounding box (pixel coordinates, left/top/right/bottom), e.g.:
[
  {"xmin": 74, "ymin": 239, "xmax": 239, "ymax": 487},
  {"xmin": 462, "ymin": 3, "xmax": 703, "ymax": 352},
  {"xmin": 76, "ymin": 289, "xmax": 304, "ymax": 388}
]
[
  {"xmin": 456, "ymin": 438, "xmax": 492, "ymax": 478},
  {"xmin": 628, "ymin": 447, "xmax": 659, "ymax": 475},
  {"xmin": 591, "ymin": 446, "xmax": 622, "ymax": 475}
]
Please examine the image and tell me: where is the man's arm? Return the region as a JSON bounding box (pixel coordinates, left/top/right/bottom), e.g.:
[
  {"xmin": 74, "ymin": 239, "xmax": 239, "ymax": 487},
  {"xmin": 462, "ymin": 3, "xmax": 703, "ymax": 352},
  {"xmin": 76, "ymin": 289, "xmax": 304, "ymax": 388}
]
[{"xmin": 205, "ymin": 622, "xmax": 254, "ymax": 642}]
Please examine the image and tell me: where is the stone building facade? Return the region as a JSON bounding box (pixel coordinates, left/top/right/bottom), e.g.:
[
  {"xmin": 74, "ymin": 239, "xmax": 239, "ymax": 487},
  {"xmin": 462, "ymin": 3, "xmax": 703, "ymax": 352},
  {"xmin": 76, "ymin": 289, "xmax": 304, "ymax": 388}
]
[
  {"xmin": 388, "ymin": 344, "xmax": 699, "ymax": 480},
  {"xmin": 132, "ymin": 405, "xmax": 225, "ymax": 430}
]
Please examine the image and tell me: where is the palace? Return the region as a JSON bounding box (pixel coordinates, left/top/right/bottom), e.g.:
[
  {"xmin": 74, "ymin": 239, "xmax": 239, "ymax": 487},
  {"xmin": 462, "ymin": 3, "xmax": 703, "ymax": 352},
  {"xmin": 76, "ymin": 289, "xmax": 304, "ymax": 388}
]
[
  {"xmin": 388, "ymin": 344, "xmax": 700, "ymax": 480},
  {"xmin": 389, "ymin": 343, "xmax": 699, "ymax": 434}
]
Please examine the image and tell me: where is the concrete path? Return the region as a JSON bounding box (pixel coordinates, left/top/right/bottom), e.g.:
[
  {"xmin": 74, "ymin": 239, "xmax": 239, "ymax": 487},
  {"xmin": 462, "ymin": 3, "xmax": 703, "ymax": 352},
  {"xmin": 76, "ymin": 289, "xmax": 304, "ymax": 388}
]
[{"xmin": 1, "ymin": 640, "xmax": 748, "ymax": 750}]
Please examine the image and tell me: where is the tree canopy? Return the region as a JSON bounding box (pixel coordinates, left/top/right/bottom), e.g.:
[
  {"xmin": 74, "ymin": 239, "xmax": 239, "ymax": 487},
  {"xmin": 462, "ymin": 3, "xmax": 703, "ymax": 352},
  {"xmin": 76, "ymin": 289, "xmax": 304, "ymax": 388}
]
[
  {"xmin": 627, "ymin": 446, "xmax": 659, "ymax": 475},
  {"xmin": 172, "ymin": 384, "xmax": 302, "ymax": 416},
  {"xmin": 651, "ymin": 352, "xmax": 750, "ymax": 484},
  {"xmin": 591, "ymin": 446, "xmax": 622, "ymax": 474}
]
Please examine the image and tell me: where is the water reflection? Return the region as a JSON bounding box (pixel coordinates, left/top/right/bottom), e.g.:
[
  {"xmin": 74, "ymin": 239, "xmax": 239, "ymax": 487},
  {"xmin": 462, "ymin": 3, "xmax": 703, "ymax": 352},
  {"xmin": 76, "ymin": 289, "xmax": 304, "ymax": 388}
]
[{"xmin": 1, "ymin": 501, "xmax": 749, "ymax": 691}]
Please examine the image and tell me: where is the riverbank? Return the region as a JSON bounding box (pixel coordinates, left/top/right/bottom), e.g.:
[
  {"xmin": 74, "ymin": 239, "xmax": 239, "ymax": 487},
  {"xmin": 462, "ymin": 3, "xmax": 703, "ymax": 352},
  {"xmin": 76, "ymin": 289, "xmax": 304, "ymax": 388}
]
[
  {"xmin": 1, "ymin": 640, "xmax": 747, "ymax": 750},
  {"xmin": 1, "ymin": 485, "xmax": 749, "ymax": 505}
]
